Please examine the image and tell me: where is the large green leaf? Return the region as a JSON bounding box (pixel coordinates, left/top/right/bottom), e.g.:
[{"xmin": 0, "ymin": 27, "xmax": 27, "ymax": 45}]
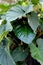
[
  {"xmin": 5, "ymin": 5, "xmax": 25, "ymax": 22},
  {"xmin": 11, "ymin": 46, "xmax": 28, "ymax": 62},
  {"xmin": 3, "ymin": 5, "xmax": 33, "ymax": 22},
  {"xmin": 30, "ymin": 38, "xmax": 43, "ymax": 62},
  {"xmin": 0, "ymin": 46, "xmax": 16, "ymax": 65},
  {"xmin": 28, "ymin": 12, "xmax": 40, "ymax": 33},
  {"xmin": 13, "ymin": 22, "xmax": 35, "ymax": 44}
]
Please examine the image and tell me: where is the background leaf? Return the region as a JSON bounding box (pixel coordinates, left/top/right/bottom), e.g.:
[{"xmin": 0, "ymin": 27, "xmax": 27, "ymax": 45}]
[
  {"xmin": 28, "ymin": 12, "xmax": 40, "ymax": 33},
  {"xmin": 31, "ymin": 0, "xmax": 39, "ymax": 5},
  {"xmin": 30, "ymin": 38, "xmax": 43, "ymax": 62},
  {"xmin": 0, "ymin": 46, "xmax": 16, "ymax": 65},
  {"xmin": 11, "ymin": 46, "xmax": 28, "ymax": 62}
]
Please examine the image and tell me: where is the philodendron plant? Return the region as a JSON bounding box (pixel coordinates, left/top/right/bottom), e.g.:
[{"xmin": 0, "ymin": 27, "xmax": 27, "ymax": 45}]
[{"xmin": 0, "ymin": 0, "xmax": 43, "ymax": 65}]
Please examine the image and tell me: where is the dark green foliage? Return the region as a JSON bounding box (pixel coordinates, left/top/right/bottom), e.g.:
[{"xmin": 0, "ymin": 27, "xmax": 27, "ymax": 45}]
[{"xmin": 0, "ymin": 0, "xmax": 43, "ymax": 65}]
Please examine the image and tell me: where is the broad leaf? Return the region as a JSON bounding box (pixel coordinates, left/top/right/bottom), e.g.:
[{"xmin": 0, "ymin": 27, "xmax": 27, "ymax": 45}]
[
  {"xmin": 3, "ymin": 5, "xmax": 33, "ymax": 22},
  {"xmin": 11, "ymin": 46, "xmax": 28, "ymax": 62},
  {"xmin": 30, "ymin": 38, "xmax": 43, "ymax": 62},
  {"xmin": 13, "ymin": 22, "xmax": 35, "ymax": 44},
  {"xmin": 28, "ymin": 12, "xmax": 40, "ymax": 33},
  {"xmin": 0, "ymin": 46, "xmax": 16, "ymax": 65},
  {"xmin": 22, "ymin": 5, "xmax": 33, "ymax": 14},
  {"xmin": 5, "ymin": 5, "xmax": 25, "ymax": 22}
]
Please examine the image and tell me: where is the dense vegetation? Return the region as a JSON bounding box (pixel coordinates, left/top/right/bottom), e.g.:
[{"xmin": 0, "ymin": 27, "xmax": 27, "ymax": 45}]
[{"xmin": 0, "ymin": 0, "xmax": 43, "ymax": 65}]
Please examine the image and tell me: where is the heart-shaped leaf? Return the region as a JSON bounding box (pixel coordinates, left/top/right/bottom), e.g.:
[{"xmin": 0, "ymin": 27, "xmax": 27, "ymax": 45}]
[{"xmin": 13, "ymin": 22, "xmax": 35, "ymax": 44}]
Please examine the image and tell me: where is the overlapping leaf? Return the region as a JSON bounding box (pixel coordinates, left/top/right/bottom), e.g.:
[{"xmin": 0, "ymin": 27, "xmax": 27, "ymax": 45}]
[
  {"xmin": 0, "ymin": 21, "xmax": 12, "ymax": 42},
  {"xmin": 2, "ymin": 5, "xmax": 33, "ymax": 22},
  {"xmin": 11, "ymin": 46, "xmax": 28, "ymax": 62},
  {"xmin": 13, "ymin": 22, "xmax": 35, "ymax": 44},
  {"xmin": 30, "ymin": 38, "xmax": 43, "ymax": 62},
  {"xmin": 0, "ymin": 46, "xmax": 16, "ymax": 65},
  {"xmin": 28, "ymin": 12, "xmax": 40, "ymax": 33}
]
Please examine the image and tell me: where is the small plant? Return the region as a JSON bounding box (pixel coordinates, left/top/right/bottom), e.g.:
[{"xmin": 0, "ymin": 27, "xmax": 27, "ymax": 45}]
[{"xmin": 0, "ymin": 0, "xmax": 43, "ymax": 65}]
